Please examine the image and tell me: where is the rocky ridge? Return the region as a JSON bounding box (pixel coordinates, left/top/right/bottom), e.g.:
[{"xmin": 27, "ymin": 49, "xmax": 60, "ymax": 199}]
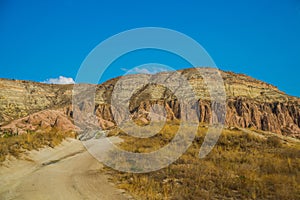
[{"xmin": 0, "ymin": 68, "xmax": 299, "ymax": 138}]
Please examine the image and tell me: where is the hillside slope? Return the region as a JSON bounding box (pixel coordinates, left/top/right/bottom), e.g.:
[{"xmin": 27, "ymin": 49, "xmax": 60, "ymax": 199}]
[{"xmin": 0, "ymin": 68, "xmax": 299, "ymax": 138}]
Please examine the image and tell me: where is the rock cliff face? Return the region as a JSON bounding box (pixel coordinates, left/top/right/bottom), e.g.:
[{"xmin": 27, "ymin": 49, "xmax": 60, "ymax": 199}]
[
  {"xmin": 0, "ymin": 79, "xmax": 72, "ymax": 125},
  {"xmin": 0, "ymin": 68, "xmax": 300, "ymax": 138}
]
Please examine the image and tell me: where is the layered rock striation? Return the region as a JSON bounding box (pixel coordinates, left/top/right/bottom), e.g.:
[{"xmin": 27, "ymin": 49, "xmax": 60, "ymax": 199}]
[{"xmin": 0, "ymin": 68, "xmax": 299, "ymax": 138}]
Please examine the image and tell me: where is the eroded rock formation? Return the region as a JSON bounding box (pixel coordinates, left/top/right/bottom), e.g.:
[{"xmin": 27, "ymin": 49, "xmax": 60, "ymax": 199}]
[{"xmin": 1, "ymin": 68, "xmax": 299, "ymax": 138}]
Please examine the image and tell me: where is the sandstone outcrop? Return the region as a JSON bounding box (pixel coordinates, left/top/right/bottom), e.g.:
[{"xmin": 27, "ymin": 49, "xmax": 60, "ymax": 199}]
[
  {"xmin": 0, "ymin": 108, "xmax": 76, "ymax": 134},
  {"xmin": 0, "ymin": 78, "xmax": 72, "ymax": 125},
  {"xmin": 1, "ymin": 68, "xmax": 299, "ymax": 138}
]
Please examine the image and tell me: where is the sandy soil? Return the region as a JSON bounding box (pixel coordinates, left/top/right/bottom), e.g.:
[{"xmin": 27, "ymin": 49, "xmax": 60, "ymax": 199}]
[{"xmin": 0, "ymin": 138, "xmax": 132, "ymax": 200}]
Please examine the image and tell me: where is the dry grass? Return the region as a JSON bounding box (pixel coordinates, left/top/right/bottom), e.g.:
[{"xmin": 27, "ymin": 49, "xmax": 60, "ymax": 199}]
[
  {"xmin": 105, "ymin": 123, "xmax": 300, "ymax": 200},
  {"xmin": 0, "ymin": 129, "xmax": 76, "ymax": 163}
]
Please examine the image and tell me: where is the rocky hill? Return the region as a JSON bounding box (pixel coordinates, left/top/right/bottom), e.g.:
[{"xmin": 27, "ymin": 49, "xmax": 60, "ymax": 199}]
[
  {"xmin": 0, "ymin": 68, "xmax": 299, "ymax": 138},
  {"xmin": 0, "ymin": 79, "xmax": 72, "ymax": 124}
]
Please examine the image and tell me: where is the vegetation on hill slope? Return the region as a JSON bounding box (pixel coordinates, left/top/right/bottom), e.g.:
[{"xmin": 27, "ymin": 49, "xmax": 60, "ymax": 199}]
[
  {"xmin": 0, "ymin": 129, "xmax": 76, "ymax": 163},
  {"xmin": 105, "ymin": 123, "xmax": 300, "ymax": 199}
]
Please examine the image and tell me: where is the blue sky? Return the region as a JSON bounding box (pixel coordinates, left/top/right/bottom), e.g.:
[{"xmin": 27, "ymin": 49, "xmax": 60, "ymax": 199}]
[{"xmin": 0, "ymin": 0, "xmax": 300, "ymax": 96}]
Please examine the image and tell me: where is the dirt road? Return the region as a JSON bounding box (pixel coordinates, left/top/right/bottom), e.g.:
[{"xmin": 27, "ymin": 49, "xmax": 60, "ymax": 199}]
[{"xmin": 0, "ymin": 138, "xmax": 132, "ymax": 200}]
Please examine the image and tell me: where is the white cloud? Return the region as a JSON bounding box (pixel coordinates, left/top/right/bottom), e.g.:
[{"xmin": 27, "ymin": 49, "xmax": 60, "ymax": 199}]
[
  {"xmin": 122, "ymin": 64, "xmax": 173, "ymax": 75},
  {"xmin": 120, "ymin": 67, "xmax": 128, "ymax": 72},
  {"xmin": 43, "ymin": 76, "xmax": 75, "ymax": 84},
  {"xmin": 131, "ymin": 68, "xmax": 154, "ymax": 74}
]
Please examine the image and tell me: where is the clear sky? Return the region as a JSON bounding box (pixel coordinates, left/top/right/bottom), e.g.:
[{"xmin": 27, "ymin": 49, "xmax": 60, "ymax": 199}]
[{"xmin": 0, "ymin": 0, "xmax": 300, "ymax": 96}]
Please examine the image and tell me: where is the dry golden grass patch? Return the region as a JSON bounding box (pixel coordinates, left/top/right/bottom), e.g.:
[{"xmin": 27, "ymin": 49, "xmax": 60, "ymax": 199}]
[
  {"xmin": 105, "ymin": 123, "xmax": 300, "ymax": 200},
  {"xmin": 0, "ymin": 129, "xmax": 76, "ymax": 163}
]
